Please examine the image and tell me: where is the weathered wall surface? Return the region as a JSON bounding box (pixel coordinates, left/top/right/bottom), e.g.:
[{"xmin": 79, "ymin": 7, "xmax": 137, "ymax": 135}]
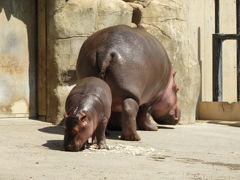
[
  {"xmin": 136, "ymin": 0, "xmax": 201, "ymax": 124},
  {"xmin": 0, "ymin": 1, "xmax": 36, "ymax": 118},
  {"xmin": 46, "ymin": 0, "xmax": 201, "ymax": 124}
]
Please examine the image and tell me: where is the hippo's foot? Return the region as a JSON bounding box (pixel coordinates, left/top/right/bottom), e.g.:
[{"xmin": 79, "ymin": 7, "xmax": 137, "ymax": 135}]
[
  {"xmin": 121, "ymin": 132, "xmax": 141, "ymax": 141},
  {"xmin": 137, "ymin": 112, "xmax": 158, "ymax": 131},
  {"xmin": 138, "ymin": 120, "xmax": 158, "ymax": 131},
  {"xmin": 97, "ymin": 142, "xmax": 109, "ymax": 149}
]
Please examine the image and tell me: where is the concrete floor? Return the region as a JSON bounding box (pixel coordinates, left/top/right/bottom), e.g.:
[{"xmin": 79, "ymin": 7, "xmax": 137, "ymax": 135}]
[{"xmin": 0, "ymin": 119, "xmax": 239, "ymax": 180}]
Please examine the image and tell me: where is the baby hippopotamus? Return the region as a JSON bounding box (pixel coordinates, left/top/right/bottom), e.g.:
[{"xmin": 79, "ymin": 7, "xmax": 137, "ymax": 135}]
[{"xmin": 63, "ymin": 77, "xmax": 112, "ymax": 151}]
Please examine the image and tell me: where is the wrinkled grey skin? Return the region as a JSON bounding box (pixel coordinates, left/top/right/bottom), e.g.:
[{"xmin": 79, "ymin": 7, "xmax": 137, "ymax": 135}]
[
  {"xmin": 76, "ymin": 25, "xmax": 180, "ymax": 141},
  {"xmin": 64, "ymin": 77, "xmax": 112, "ymax": 151}
]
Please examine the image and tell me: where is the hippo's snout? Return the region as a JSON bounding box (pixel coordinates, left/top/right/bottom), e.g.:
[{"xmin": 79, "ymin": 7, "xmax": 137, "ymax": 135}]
[
  {"xmin": 152, "ymin": 105, "xmax": 181, "ymax": 125},
  {"xmin": 64, "ymin": 143, "xmax": 79, "ymax": 152},
  {"xmin": 64, "ymin": 141, "xmax": 86, "ymax": 152},
  {"xmin": 153, "ymin": 114, "xmax": 179, "ymax": 125},
  {"xmin": 65, "ymin": 144, "xmax": 76, "ymax": 152}
]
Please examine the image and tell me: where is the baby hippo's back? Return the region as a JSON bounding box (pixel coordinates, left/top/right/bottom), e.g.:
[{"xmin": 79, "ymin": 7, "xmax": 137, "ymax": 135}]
[{"xmin": 66, "ymin": 77, "xmax": 112, "ymax": 119}]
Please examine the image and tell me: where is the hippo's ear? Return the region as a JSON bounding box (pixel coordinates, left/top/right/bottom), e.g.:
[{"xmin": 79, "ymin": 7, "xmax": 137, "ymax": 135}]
[
  {"xmin": 78, "ymin": 111, "xmax": 88, "ymax": 128},
  {"xmin": 78, "ymin": 110, "xmax": 87, "ymax": 120},
  {"xmin": 64, "ymin": 113, "xmax": 68, "ymax": 118},
  {"xmin": 79, "ymin": 118, "xmax": 88, "ymax": 128},
  {"xmin": 79, "ymin": 110, "xmax": 87, "ymax": 117},
  {"xmin": 176, "ymin": 86, "xmax": 179, "ymax": 92},
  {"xmin": 173, "ymin": 72, "xmax": 176, "ymax": 77}
]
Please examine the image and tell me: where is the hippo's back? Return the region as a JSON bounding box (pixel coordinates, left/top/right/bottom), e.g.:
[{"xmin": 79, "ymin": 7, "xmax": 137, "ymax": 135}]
[{"xmin": 76, "ymin": 25, "xmax": 171, "ymax": 110}]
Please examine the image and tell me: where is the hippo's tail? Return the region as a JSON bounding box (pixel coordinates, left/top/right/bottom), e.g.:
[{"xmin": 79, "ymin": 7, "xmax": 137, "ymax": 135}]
[{"xmin": 96, "ymin": 50, "xmax": 115, "ymax": 79}]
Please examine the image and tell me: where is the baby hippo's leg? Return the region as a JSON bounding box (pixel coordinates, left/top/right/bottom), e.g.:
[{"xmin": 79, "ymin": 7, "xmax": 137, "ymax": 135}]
[
  {"xmin": 95, "ymin": 117, "xmax": 108, "ymax": 149},
  {"xmin": 120, "ymin": 98, "xmax": 140, "ymax": 141},
  {"xmin": 92, "ymin": 132, "xmax": 97, "ymax": 144}
]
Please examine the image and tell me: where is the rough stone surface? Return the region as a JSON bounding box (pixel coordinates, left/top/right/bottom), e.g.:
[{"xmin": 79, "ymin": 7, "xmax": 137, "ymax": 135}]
[
  {"xmin": 47, "ymin": 0, "xmax": 133, "ymax": 123},
  {"xmin": 47, "ymin": 0, "xmax": 200, "ymax": 124}
]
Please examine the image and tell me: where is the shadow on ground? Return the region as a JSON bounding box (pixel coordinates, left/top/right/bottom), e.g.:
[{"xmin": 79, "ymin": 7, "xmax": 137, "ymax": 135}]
[
  {"xmin": 40, "ymin": 124, "xmax": 174, "ymax": 151},
  {"xmin": 157, "ymin": 125, "xmax": 175, "ymax": 129},
  {"xmin": 40, "ymin": 127, "xmax": 122, "ymax": 151},
  {"xmin": 106, "ymin": 130, "xmax": 121, "ymax": 140},
  {"xmin": 38, "ymin": 126, "xmax": 64, "ymax": 135},
  {"xmin": 42, "ymin": 140, "xmax": 64, "ymax": 151},
  {"xmin": 39, "ymin": 126, "xmax": 64, "ymax": 151}
]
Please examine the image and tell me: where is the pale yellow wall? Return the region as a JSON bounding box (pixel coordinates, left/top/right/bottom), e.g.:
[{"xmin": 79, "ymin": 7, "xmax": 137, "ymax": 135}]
[
  {"xmin": 221, "ymin": 0, "xmax": 237, "ymax": 102},
  {"xmin": 201, "ymin": 0, "xmax": 215, "ymax": 101},
  {"xmin": 187, "ymin": 0, "xmax": 214, "ymax": 102},
  {"xmin": 0, "ymin": 1, "xmax": 36, "ymax": 118}
]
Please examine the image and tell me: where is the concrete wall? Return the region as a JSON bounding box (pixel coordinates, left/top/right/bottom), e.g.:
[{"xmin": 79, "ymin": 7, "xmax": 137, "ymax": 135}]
[{"xmin": 0, "ymin": 1, "xmax": 36, "ymax": 118}]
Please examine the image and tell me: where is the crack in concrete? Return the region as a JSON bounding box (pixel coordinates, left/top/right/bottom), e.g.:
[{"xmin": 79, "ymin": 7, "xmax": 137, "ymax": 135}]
[
  {"xmin": 142, "ymin": 17, "xmax": 185, "ymax": 22},
  {"xmin": 177, "ymin": 157, "xmax": 240, "ymax": 171},
  {"xmin": 55, "ymin": 34, "xmax": 91, "ymax": 40},
  {"xmin": 143, "ymin": 23, "xmax": 172, "ymax": 39}
]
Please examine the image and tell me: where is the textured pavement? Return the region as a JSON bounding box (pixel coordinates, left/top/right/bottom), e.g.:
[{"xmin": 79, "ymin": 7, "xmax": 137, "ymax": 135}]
[{"xmin": 0, "ymin": 119, "xmax": 239, "ymax": 180}]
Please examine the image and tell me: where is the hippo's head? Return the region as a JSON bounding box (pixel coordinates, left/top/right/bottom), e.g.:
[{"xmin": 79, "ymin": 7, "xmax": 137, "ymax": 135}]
[
  {"xmin": 63, "ymin": 110, "xmax": 93, "ymax": 151},
  {"xmin": 151, "ymin": 72, "xmax": 181, "ymax": 125}
]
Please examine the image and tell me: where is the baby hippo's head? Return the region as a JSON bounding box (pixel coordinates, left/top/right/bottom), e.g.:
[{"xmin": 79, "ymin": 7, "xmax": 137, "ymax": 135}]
[{"xmin": 63, "ymin": 111, "xmax": 93, "ymax": 152}]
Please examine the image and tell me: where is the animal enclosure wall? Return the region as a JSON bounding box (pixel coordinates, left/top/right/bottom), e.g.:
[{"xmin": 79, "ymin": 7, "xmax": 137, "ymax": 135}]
[{"xmin": 2, "ymin": 0, "xmax": 229, "ymax": 122}]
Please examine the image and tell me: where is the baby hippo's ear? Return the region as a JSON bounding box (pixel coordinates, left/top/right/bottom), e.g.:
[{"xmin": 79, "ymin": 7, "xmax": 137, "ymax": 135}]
[
  {"xmin": 79, "ymin": 110, "xmax": 87, "ymax": 118},
  {"xmin": 78, "ymin": 111, "xmax": 88, "ymax": 128},
  {"xmin": 79, "ymin": 118, "xmax": 88, "ymax": 128}
]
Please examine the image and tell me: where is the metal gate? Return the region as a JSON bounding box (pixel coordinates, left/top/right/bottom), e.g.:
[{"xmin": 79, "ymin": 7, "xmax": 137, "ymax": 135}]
[{"xmin": 213, "ymin": 0, "xmax": 240, "ymax": 101}]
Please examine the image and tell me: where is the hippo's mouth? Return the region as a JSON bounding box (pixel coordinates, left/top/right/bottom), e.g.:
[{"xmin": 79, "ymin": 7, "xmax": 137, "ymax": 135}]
[
  {"xmin": 64, "ymin": 142, "xmax": 87, "ymax": 152},
  {"xmin": 152, "ymin": 114, "xmax": 180, "ymax": 125}
]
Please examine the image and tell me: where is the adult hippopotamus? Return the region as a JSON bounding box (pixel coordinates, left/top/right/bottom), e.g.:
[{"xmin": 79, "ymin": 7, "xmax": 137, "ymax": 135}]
[
  {"xmin": 76, "ymin": 25, "xmax": 180, "ymax": 141},
  {"xmin": 64, "ymin": 77, "xmax": 112, "ymax": 151}
]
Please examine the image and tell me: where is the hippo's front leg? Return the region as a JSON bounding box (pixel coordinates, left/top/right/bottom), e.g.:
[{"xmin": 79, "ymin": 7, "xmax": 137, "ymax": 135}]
[
  {"xmin": 95, "ymin": 117, "xmax": 108, "ymax": 149},
  {"xmin": 120, "ymin": 98, "xmax": 140, "ymax": 141}
]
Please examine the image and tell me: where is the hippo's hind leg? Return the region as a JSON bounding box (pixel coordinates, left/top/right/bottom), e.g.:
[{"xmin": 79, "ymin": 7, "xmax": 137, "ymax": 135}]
[
  {"xmin": 95, "ymin": 117, "xmax": 108, "ymax": 149},
  {"xmin": 120, "ymin": 98, "xmax": 140, "ymax": 141},
  {"xmin": 137, "ymin": 105, "xmax": 158, "ymax": 131}
]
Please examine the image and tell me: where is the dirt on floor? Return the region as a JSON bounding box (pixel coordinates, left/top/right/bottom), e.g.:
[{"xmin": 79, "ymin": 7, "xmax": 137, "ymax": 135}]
[{"xmin": 0, "ymin": 119, "xmax": 239, "ymax": 180}]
